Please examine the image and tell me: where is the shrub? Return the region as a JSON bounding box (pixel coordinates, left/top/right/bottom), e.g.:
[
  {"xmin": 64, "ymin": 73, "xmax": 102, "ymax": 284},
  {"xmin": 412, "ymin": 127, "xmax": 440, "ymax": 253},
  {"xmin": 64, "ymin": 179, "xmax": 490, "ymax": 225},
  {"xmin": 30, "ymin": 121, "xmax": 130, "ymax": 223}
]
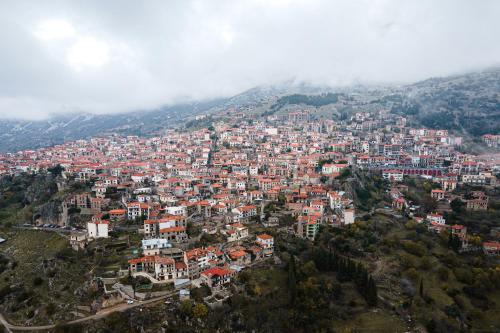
[
  {"xmin": 437, "ymin": 267, "xmax": 449, "ymax": 281},
  {"xmin": 192, "ymin": 303, "xmax": 209, "ymax": 319},
  {"xmin": 419, "ymin": 256, "xmax": 432, "ymax": 270},
  {"xmin": 453, "ymin": 294, "xmax": 467, "ymax": 310},
  {"xmin": 454, "ymin": 268, "xmax": 474, "ymax": 285},
  {"xmin": 0, "ymin": 285, "xmax": 12, "ymax": 298},
  {"xmin": 33, "ymin": 276, "xmax": 44, "ymax": 287},
  {"xmin": 179, "ymin": 300, "xmax": 192, "ymax": 318},
  {"xmin": 402, "ymin": 240, "xmax": 426, "ymax": 256},
  {"xmin": 45, "ymin": 302, "xmax": 57, "ymax": 316},
  {"xmin": 405, "ymin": 268, "xmax": 420, "ymax": 282},
  {"xmin": 54, "ymin": 323, "xmax": 83, "ymax": 333},
  {"xmin": 400, "ymin": 254, "xmax": 416, "ymax": 270}
]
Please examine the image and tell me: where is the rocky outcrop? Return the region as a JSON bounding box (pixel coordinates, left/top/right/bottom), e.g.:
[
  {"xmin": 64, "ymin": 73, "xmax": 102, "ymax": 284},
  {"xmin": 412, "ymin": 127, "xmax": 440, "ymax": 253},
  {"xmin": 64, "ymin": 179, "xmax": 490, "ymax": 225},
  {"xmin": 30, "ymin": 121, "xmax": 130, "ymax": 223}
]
[
  {"xmin": 33, "ymin": 199, "xmax": 63, "ymax": 225},
  {"xmin": 23, "ymin": 173, "xmax": 58, "ymax": 205}
]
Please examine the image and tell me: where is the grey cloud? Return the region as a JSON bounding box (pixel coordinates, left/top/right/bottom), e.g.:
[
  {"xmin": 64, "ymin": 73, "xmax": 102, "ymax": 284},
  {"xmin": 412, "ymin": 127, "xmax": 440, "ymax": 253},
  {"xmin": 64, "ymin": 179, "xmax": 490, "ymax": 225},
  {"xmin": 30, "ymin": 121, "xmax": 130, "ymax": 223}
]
[{"xmin": 0, "ymin": 0, "xmax": 499, "ymax": 119}]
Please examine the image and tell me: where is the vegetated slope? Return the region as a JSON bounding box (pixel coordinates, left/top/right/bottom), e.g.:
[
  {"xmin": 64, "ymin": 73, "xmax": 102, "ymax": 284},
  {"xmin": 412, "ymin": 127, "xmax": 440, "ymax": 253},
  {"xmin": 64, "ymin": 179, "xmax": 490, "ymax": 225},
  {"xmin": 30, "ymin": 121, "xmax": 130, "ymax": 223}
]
[
  {"xmin": 403, "ymin": 68, "xmax": 500, "ymax": 136},
  {"xmin": 272, "ymin": 92, "xmax": 345, "ymax": 110},
  {"xmin": 0, "ymin": 82, "xmax": 326, "ymax": 153},
  {"xmin": 0, "ymin": 83, "xmax": 308, "ymax": 154},
  {"xmin": 0, "ymin": 99, "xmax": 226, "ymax": 153},
  {"xmin": 265, "ymin": 68, "xmax": 500, "ymax": 137},
  {"xmin": 1, "ymin": 69, "xmax": 499, "ymax": 153}
]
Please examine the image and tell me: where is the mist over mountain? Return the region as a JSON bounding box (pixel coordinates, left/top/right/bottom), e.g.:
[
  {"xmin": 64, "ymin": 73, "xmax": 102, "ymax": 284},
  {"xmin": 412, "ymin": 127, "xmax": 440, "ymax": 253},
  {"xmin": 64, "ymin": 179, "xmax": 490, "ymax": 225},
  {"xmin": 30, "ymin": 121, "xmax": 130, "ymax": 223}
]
[
  {"xmin": 0, "ymin": 68, "xmax": 499, "ymax": 153},
  {"xmin": 404, "ymin": 68, "xmax": 500, "ymax": 136},
  {"xmin": 0, "ymin": 100, "xmax": 225, "ymax": 153}
]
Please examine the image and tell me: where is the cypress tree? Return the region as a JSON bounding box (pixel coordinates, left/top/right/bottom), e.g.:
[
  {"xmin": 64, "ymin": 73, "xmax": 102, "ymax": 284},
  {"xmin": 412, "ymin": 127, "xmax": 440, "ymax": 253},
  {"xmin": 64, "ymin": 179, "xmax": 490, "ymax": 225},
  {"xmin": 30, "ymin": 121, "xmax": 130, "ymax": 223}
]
[
  {"xmin": 327, "ymin": 248, "xmax": 333, "ymax": 271},
  {"xmin": 360, "ymin": 269, "xmax": 369, "ymax": 296},
  {"xmin": 347, "ymin": 259, "xmax": 355, "ymax": 279},
  {"xmin": 332, "ymin": 252, "xmax": 339, "ymax": 271},
  {"xmin": 366, "ymin": 276, "xmax": 378, "ymax": 306},
  {"xmin": 288, "ymin": 255, "xmax": 297, "ymax": 305},
  {"xmin": 448, "ymin": 233, "xmax": 461, "ymax": 252},
  {"xmin": 317, "ymin": 247, "xmax": 328, "ymax": 271},
  {"xmin": 337, "ymin": 258, "xmax": 347, "ymax": 282}
]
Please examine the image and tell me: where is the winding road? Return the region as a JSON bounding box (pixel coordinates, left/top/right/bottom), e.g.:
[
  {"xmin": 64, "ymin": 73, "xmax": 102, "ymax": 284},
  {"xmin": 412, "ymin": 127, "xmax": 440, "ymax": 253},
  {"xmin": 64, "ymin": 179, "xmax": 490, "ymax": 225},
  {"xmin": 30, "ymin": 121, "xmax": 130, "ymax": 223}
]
[{"xmin": 0, "ymin": 291, "xmax": 175, "ymax": 331}]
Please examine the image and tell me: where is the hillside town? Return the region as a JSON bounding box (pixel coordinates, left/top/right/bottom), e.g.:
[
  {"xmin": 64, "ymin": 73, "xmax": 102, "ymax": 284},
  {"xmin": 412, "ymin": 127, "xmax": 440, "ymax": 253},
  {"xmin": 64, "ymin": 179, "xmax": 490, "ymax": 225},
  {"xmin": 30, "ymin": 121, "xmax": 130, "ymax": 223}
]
[
  {"xmin": 1, "ymin": 0, "xmax": 500, "ymax": 330},
  {"xmin": 1, "ymin": 108, "xmax": 500, "ymax": 331},
  {"xmin": 2, "ymin": 109, "xmax": 499, "ymax": 261}
]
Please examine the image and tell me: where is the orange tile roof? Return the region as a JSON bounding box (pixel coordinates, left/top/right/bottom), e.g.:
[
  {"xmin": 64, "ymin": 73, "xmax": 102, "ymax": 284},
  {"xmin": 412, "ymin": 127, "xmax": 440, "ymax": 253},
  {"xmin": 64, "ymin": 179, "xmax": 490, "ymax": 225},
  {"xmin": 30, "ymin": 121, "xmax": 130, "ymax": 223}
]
[
  {"xmin": 257, "ymin": 234, "xmax": 273, "ymax": 240},
  {"xmin": 159, "ymin": 226, "xmax": 186, "ymax": 233},
  {"xmin": 128, "ymin": 255, "xmax": 155, "ymax": 264},
  {"xmin": 201, "ymin": 267, "xmax": 234, "ymax": 278},
  {"xmin": 229, "ymin": 250, "xmax": 247, "ymax": 259}
]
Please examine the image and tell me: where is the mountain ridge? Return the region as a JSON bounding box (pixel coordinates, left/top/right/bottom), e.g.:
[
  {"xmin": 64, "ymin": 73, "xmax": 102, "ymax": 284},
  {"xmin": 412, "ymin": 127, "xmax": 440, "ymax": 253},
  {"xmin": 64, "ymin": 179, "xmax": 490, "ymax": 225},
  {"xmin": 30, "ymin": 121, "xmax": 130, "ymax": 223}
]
[{"xmin": 1, "ymin": 68, "xmax": 499, "ymax": 153}]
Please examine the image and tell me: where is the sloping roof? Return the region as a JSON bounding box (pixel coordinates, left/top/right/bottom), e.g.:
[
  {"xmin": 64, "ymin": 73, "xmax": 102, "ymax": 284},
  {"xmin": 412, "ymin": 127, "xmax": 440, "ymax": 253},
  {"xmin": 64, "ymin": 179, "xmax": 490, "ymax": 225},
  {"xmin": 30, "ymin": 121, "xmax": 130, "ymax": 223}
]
[{"xmin": 201, "ymin": 267, "xmax": 234, "ymax": 278}]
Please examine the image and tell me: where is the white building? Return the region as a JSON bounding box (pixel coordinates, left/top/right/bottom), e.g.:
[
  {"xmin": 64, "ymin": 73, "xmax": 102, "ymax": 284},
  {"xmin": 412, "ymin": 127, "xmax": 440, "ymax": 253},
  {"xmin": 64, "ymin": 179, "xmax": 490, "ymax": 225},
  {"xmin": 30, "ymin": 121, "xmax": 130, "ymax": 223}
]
[
  {"xmin": 225, "ymin": 223, "xmax": 249, "ymax": 242},
  {"xmin": 232, "ymin": 205, "xmax": 257, "ymax": 222},
  {"xmin": 142, "ymin": 238, "xmax": 172, "ymax": 256},
  {"xmin": 328, "ymin": 191, "xmax": 346, "ymax": 210},
  {"xmin": 343, "ymin": 209, "xmax": 355, "ymax": 225},
  {"xmin": 127, "ymin": 202, "xmax": 151, "ymax": 220},
  {"xmin": 382, "ymin": 169, "xmax": 404, "ymax": 182},
  {"xmin": 166, "ymin": 206, "xmax": 187, "ymax": 216},
  {"xmin": 322, "ymin": 163, "xmax": 348, "ymax": 175},
  {"xmin": 256, "ymin": 234, "xmax": 274, "ymax": 256},
  {"xmin": 427, "ymin": 213, "xmax": 445, "ymax": 225},
  {"xmin": 264, "ymin": 127, "xmax": 278, "ymax": 135},
  {"xmin": 87, "ymin": 220, "xmax": 109, "ymax": 239}
]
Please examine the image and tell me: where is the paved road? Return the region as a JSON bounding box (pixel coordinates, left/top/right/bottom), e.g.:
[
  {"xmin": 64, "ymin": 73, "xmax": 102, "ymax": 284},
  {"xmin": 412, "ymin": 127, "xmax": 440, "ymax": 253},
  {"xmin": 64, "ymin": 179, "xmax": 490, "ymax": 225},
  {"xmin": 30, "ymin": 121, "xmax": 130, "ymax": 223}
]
[
  {"xmin": 0, "ymin": 291, "xmax": 175, "ymax": 331},
  {"xmin": 0, "ymin": 314, "xmax": 14, "ymax": 333},
  {"xmin": 13, "ymin": 226, "xmax": 76, "ymax": 234}
]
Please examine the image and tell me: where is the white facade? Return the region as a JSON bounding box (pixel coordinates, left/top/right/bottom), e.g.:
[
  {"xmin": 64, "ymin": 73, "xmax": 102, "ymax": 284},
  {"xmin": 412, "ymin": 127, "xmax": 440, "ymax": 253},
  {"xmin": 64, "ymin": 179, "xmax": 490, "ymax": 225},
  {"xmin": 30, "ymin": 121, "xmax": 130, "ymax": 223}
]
[
  {"xmin": 343, "ymin": 209, "xmax": 355, "ymax": 225},
  {"xmin": 427, "ymin": 213, "xmax": 445, "ymax": 225},
  {"xmin": 382, "ymin": 170, "xmax": 404, "ymax": 182},
  {"xmin": 166, "ymin": 206, "xmax": 187, "ymax": 216},
  {"xmin": 87, "ymin": 221, "xmax": 109, "ymax": 238},
  {"xmin": 256, "ymin": 234, "xmax": 274, "ymax": 256},
  {"xmin": 142, "ymin": 238, "xmax": 172, "ymax": 256}
]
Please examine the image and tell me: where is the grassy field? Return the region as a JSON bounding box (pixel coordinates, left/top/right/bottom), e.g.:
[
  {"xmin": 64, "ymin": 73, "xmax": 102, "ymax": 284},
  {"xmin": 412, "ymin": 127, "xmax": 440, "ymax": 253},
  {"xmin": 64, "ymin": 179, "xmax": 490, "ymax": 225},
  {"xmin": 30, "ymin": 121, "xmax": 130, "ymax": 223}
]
[
  {"xmin": 242, "ymin": 266, "xmax": 288, "ymax": 296},
  {"xmin": 0, "ymin": 228, "xmax": 97, "ymax": 325},
  {"xmin": 0, "ymin": 204, "xmax": 32, "ymax": 226},
  {"xmin": 333, "ymin": 311, "xmax": 408, "ymax": 332}
]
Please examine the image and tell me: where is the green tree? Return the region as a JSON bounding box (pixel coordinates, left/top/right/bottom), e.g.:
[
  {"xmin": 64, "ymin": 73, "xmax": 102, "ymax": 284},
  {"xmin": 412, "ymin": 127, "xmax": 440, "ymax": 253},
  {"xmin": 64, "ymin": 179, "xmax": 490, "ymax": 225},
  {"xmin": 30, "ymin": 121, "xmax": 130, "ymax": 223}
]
[
  {"xmin": 366, "ymin": 276, "xmax": 378, "ymax": 306},
  {"xmin": 45, "ymin": 302, "xmax": 57, "ymax": 316},
  {"xmin": 47, "ymin": 164, "xmax": 64, "ymax": 176},
  {"xmin": 422, "ymin": 195, "xmax": 438, "ymax": 213},
  {"xmin": 336, "ymin": 167, "xmax": 352, "ymax": 180},
  {"xmin": 448, "ymin": 233, "xmax": 462, "ymax": 252},
  {"xmin": 54, "ymin": 323, "xmax": 83, "ymax": 333},
  {"xmin": 179, "ymin": 300, "xmax": 192, "ymax": 318},
  {"xmin": 450, "ymin": 198, "xmax": 465, "ymax": 214},
  {"xmin": 332, "ymin": 282, "xmax": 342, "ymax": 299},
  {"xmin": 33, "ymin": 276, "xmax": 44, "ymax": 287},
  {"xmin": 301, "ymin": 261, "xmax": 318, "ymax": 276},
  {"xmin": 192, "ymin": 303, "xmax": 209, "ymax": 319},
  {"xmin": 437, "ymin": 267, "xmax": 449, "ymax": 281},
  {"xmin": 288, "ymin": 255, "xmax": 297, "ymax": 305}
]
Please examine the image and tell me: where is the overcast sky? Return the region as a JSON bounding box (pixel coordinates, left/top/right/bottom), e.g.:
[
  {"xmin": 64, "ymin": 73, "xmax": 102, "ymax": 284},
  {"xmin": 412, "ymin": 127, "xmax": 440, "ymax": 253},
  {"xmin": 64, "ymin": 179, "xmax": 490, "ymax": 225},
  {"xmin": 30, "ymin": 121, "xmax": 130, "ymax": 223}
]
[{"xmin": 0, "ymin": 0, "xmax": 499, "ymax": 120}]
